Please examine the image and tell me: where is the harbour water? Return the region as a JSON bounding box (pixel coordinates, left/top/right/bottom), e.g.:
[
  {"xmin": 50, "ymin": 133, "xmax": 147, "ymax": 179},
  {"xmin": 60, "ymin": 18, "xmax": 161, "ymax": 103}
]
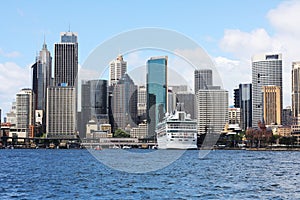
[{"xmin": 1, "ymin": 149, "xmax": 299, "ymax": 199}]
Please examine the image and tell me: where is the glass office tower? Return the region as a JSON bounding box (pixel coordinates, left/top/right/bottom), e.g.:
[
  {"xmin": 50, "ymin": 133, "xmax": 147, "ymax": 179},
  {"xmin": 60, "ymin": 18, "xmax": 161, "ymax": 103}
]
[
  {"xmin": 146, "ymin": 56, "xmax": 168, "ymax": 138},
  {"xmin": 252, "ymin": 53, "xmax": 282, "ymax": 127}
]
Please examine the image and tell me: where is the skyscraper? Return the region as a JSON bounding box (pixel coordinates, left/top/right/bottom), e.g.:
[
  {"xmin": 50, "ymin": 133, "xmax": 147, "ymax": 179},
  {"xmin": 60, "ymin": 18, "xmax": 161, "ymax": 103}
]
[
  {"xmin": 175, "ymin": 92, "xmax": 196, "ymax": 119},
  {"xmin": 292, "ymin": 62, "xmax": 300, "ymax": 120},
  {"xmin": 146, "ymin": 56, "xmax": 168, "ymax": 138},
  {"xmin": 194, "ymin": 69, "xmax": 213, "ymax": 93},
  {"xmin": 282, "ymin": 106, "xmax": 292, "ymax": 126},
  {"xmin": 239, "ymin": 83, "xmax": 252, "ymax": 130},
  {"xmin": 292, "ymin": 62, "xmax": 300, "ymax": 136},
  {"xmin": 80, "ymin": 80, "xmax": 108, "ymax": 138},
  {"xmin": 109, "ymin": 55, "xmax": 127, "ymax": 86},
  {"xmin": 111, "ymin": 74, "xmax": 137, "ymax": 132},
  {"xmin": 16, "ymin": 89, "xmax": 33, "ymax": 137},
  {"xmin": 47, "ymin": 31, "xmax": 79, "ymax": 138},
  {"xmin": 137, "ymin": 85, "xmax": 147, "ymax": 121},
  {"xmin": 252, "ymin": 53, "xmax": 282, "ymax": 127},
  {"xmin": 167, "ymin": 85, "xmax": 189, "ymax": 114},
  {"xmin": 46, "ymin": 86, "xmax": 76, "ymax": 138},
  {"xmin": 262, "ymin": 85, "xmax": 281, "ymax": 125},
  {"xmin": 196, "ymin": 88, "xmax": 228, "ymax": 135},
  {"xmin": 54, "ymin": 32, "xmax": 78, "ymax": 86},
  {"xmin": 32, "ymin": 41, "xmax": 52, "ymax": 133},
  {"xmin": 6, "ymin": 102, "xmax": 17, "ymax": 125},
  {"xmin": 234, "ymin": 88, "xmax": 240, "ymax": 108}
]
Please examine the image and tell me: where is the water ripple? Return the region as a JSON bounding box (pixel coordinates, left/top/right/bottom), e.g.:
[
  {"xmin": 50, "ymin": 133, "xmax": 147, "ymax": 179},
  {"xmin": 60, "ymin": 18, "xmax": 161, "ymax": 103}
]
[{"xmin": 0, "ymin": 149, "xmax": 299, "ymax": 199}]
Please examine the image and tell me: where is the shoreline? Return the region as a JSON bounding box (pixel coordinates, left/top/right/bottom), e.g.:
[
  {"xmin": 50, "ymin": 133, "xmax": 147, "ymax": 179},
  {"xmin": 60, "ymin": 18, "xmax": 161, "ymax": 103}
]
[{"xmin": 2, "ymin": 146, "xmax": 300, "ymax": 151}]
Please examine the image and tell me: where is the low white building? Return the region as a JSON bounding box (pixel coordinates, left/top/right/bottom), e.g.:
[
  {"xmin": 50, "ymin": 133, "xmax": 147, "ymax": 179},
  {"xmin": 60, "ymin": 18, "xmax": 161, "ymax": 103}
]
[{"xmin": 130, "ymin": 122, "xmax": 147, "ymax": 139}]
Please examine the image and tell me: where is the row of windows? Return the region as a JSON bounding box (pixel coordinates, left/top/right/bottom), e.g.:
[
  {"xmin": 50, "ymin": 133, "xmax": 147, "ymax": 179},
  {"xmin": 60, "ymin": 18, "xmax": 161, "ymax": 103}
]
[{"xmin": 167, "ymin": 124, "xmax": 197, "ymax": 129}]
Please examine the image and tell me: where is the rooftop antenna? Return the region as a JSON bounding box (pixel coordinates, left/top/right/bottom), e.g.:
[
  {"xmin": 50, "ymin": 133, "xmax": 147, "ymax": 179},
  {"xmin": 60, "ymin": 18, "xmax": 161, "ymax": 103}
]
[
  {"xmin": 68, "ymin": 23, "xmax": 71, "ymax": 32},
  {"xmin": 43, "ymin": 33, "xmax": 47, "ymax": 48}
]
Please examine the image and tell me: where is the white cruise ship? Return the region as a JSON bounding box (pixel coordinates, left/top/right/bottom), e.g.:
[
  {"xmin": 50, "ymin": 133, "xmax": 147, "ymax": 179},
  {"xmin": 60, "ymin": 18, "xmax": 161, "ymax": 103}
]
[{"xmin": 156, "ymin": 104, "xmax": 197, "ymax": 149}]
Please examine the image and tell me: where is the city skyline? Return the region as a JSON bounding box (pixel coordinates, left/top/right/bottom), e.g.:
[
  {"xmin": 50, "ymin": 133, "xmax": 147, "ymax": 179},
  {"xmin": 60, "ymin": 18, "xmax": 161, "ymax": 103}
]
[{"xmin": 1, "ymin": 0, "xmax": 300, "ymax": 117}]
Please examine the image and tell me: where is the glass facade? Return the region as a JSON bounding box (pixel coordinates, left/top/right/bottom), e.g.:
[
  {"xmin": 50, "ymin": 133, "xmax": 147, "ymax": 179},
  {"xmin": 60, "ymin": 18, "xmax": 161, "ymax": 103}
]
[
  {"xmin": 239, "ymin": 83, "xmax": 252, "ymax": 130},
  {"xmin": 111, "ymin": 74, "xmax": 137, "ymax": 132},
  {"xmin": 252, "ymin": 54, "xmax": 282, "ymax": 127},
  {"xmin": 61, "ymin": 32, "xmax": 78, "ymax": 43},
  {"xmin": 54, "ymin": 32, "xmax": 78, "ymax": 87},
  {"xmin": 194, "ymin": 69, "xmax": 213, "ymax": 93},
  {"xmin": 80, "ymin": 80, "xmax": 108, "ymax": 138},
  {"xmin": 146, "ymin": 56, "xmax": 168, "ymax": 138}
]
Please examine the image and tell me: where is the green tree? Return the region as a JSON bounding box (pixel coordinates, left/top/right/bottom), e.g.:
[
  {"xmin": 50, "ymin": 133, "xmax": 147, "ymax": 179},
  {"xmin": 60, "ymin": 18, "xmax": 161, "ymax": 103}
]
[
  {"xmin": 279, "ymin": 136, "xmax": 296, "ymax": 146},
  {"xmin": 114, "ymin": 129, "xmax": 130, "ymax": 138}
]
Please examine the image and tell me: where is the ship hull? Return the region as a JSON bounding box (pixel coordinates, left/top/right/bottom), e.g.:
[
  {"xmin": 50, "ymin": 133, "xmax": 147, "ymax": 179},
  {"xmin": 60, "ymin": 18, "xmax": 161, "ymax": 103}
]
[{"xmin": 157, "ymin": 134, "xmax": 197, "ymax": 150}]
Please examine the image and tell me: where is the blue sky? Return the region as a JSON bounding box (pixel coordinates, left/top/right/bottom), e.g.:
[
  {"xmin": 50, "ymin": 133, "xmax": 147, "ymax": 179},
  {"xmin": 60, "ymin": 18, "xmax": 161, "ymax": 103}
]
[
  {"xmin": 1, "ymin": 0, "xmax": 280, "ymax": 64},
  {"xmin": 1, "ymin": 0, "xmax": 299, "ymax": 116}
]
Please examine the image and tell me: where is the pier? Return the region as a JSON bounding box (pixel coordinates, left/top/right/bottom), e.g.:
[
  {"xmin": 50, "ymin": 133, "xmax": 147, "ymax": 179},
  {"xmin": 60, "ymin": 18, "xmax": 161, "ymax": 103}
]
[{"xmin": 0, "ymin": 136, "xmax": 157, "ymax": 149}]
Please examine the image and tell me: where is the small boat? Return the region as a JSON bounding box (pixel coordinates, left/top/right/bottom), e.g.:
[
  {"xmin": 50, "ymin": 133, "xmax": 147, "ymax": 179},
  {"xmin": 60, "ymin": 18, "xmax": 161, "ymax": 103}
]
[
  {"xmin": 49, "ymin": 143, "xmax": 55, "ymax": 149},
  {"xmin": 94, "ymin": 146, "xmax": 102, "ymax": 150},
  {"xmin": 122, "ymin": 145, "xmax": 131, "ymax": 149},
  {"xmin": 30, "ymin": 143, "xmax": 37, "ymax": 149}
]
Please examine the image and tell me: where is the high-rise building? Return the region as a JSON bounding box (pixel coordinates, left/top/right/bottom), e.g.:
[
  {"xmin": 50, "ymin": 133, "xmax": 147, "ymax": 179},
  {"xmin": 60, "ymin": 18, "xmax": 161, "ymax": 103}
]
[
  {"xmin": 137, "ymin": 85, "xmax": 147, "ymax": 120},
  {"xmin": 80, "ymin": 80, "xmax": 108, "ymax": 138},
  {"xmin": 146, "ymin": 56, "xmax": 167, "ymax": 138},
  {"xmin": 292, "ymin": 62, "xmax": 300, "ymax": 122},
  {"xmin": 167, "ymin": 85, "xmax": 190, "ymax": 115},
  {"xmin": 175, "ymin": 92, "xmax": 196, "ymax": 119},
  {"xmin": 109, "ymin": 55, "xmax": 127, "ymax": 86},
  {"xmin": 239, "ymin": 83, "xmax": 252, "ymax": 130},
  {"xmin": 6, "ymin": 102, "xmax": 17, "ymax": 125},
  {"xmin": 282, "ymin": 106, "xmax": 292, "ymax": 126},
  {"xmin": 54, "ymin": 32, "xmax": 78, "ymax": 86},
  {"xmin": 111, "ymin": 74, "xmax": 137, "ymax": 132},
  {"xmin": 167, "ymin": 88, "xmax": 175, "ymax": 113},
  {"xmin": 234, "ymin": 88, "xmax": 240, "ymax": 108},
  {"xmin": 262, "ymin": 85, "xmax": 281, "ymax": 125},
  {"xmin": 196, "ymin": 89, "xmax": 228, "ymax": 135},
  {"xmin": 169, "ymin": 85, "xmax": 188, "ymax": 93},
  {"xmin": 228, "ymin": 107, "xmax": 241, "ymax": 125},
  {"xmin": 292, "ymin": 62, "xmax": 300, "ymax": 138},
  {"xmin": 252, "ymin": 53, "xmax": 282, "ymax": 127},
  {"xmin": 32, "ymin": 41, "xmax": 52, "ymax": 133},
  {"xmin": 16, "ymin": 89, "xmax": 33, "ymax": 137},
  {"xmin": 194, "ymin": 69, "xmax": 213, "ymax": 93},
  {"xmin": 48, "ymin": 31, "xmax": 78, "ymax": 138},
  {"xmin": 46, "ymin": 86, "xmax": 76, "ymax": 138}
]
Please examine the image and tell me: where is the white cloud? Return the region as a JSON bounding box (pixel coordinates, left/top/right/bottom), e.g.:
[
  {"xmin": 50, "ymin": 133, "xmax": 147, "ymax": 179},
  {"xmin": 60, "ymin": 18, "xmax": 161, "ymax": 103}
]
[
  {"xmin": 170, "ymin": 48, "xmax": 216, "ymax": 91},
  {"xmin": 267, "ymin": 0, "xmax": 300, "ymax": 35},
  {"xmin": 220, "ymin": 29, "xmax": 281, "ymax": 60},
  {"xmin": 214, "ymin": 57, "xmax": 251, "ymax": 106},
  {"xmin": 0, "ymin": 62, "xmax": 31, "ymax": 115},
  {"xmin": 218, "ymin": 0, "xmax": 300, "ymax": 107}
]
